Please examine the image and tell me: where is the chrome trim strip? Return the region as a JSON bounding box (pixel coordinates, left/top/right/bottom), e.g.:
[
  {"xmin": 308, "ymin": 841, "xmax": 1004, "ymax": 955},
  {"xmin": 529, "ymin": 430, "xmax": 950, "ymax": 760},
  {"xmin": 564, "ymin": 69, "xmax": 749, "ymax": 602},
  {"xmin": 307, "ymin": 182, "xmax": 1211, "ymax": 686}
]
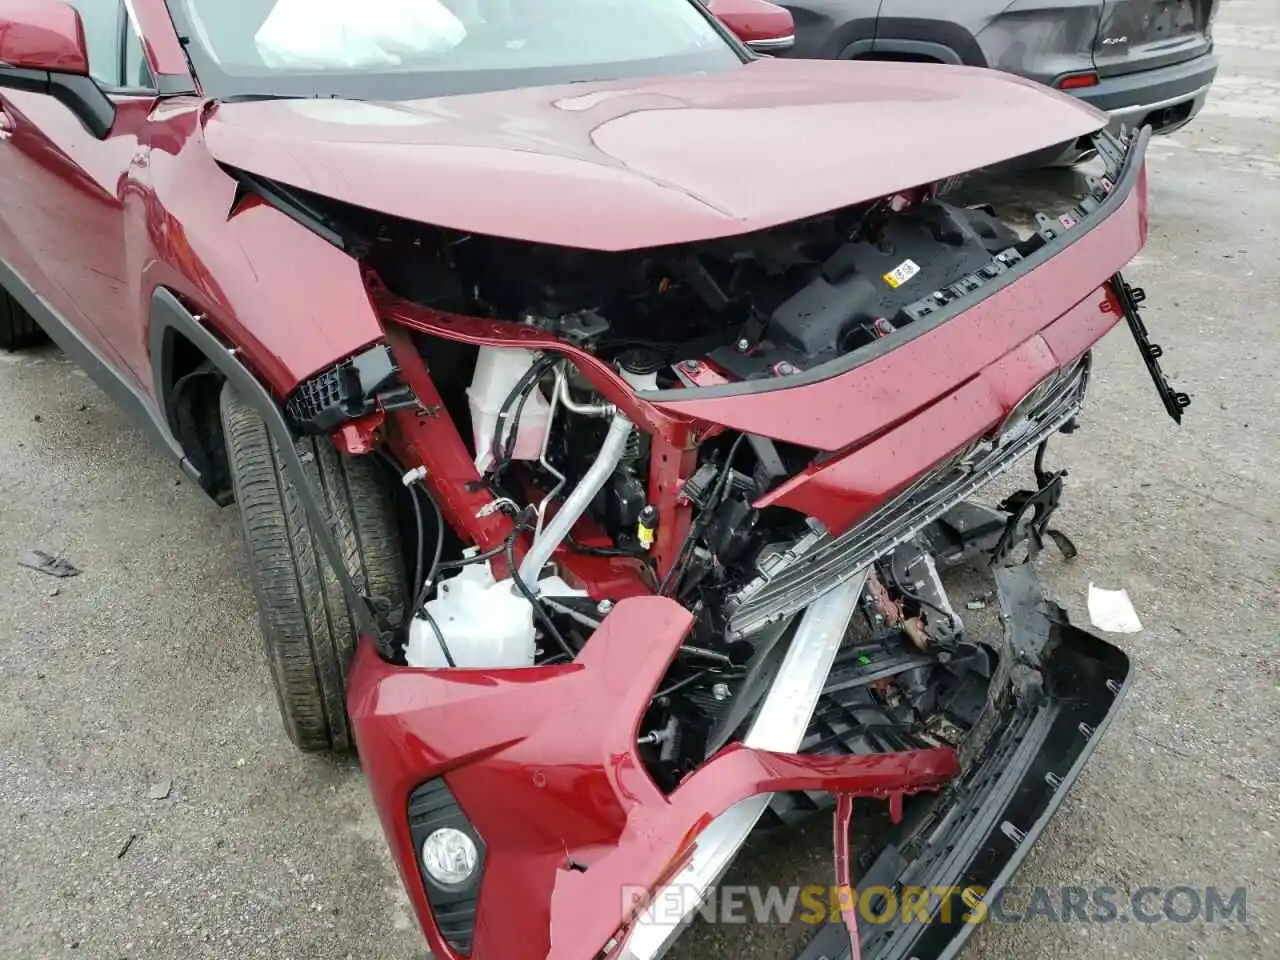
[
  {"xmin": 727, "ymin": 358, "xmax": 1090, "ymax": 639},
  {"xmin": 1107, "ymin": 83, "xmax": 1213, "ymax": 119},
  {"xmin": 747, "ymin": 34, "xmax": 796, "ymax": 52},
  {"xmin": 618, "ymin": 570, "xmax": 868, "ymax": 960}
]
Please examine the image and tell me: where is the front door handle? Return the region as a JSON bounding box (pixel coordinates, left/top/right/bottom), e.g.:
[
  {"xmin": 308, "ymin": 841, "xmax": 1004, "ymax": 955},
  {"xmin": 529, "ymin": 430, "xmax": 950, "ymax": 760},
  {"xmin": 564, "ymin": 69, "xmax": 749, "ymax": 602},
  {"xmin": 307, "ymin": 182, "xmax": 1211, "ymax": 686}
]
[{"xmin": 0, "ymin": 109, "xmax": 14, "ymax": 141}]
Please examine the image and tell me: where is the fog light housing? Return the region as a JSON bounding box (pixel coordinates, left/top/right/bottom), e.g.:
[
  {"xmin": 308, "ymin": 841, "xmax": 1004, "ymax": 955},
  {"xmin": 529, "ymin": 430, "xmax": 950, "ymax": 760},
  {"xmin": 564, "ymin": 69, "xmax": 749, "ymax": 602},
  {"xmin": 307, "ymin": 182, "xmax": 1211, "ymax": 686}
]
[
  {"xmin": 409, "ymin": 777, "xmax": 486, "ymax": 954},
  {"xmin": 422, "ymin": 827, "xmax": 479, "ymax": 888}
]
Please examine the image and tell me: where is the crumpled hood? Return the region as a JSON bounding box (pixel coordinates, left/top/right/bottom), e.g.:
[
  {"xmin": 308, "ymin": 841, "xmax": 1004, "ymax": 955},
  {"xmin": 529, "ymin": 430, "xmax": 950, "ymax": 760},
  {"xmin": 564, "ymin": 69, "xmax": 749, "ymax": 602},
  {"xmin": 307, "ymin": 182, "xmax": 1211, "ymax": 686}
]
[{"xmin": 203, "ymin": 58, "xmax": 1105, "ymax": 251}]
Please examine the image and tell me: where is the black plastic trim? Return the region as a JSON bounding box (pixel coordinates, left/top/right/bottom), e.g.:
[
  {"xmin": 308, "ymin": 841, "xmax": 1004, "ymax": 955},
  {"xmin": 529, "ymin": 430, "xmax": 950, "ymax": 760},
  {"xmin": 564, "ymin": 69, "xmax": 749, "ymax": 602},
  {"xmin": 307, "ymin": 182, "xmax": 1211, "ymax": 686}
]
[
  {"xmin": 871, "ymin": 19, "xmax": 987, "ymax": 67},
  {"xmin": 0, "ymin": 257, "xmax": 190, "ymax": 470},
  {"xmin": 788, "ymin": 15, "xmax": 875, "ymax": 61},
  {"xmin": 864, "ymin": 38, "xmax": 964, "ymax": 65},
  {"xmin": 1111, "ymin": 272, "xmax": 1191, "ymax": 423},
  {"xmin": 0, "ymin": 67, "xmax": 116, "ymax": 138},
  {"xmin": 148, "ymin": 289, "xmax": 385, "ymax": 641},
  {"xmin": 837, "ymin": 39, "xmax": 876, "ymax": 59},
  {"xmin": 154, "ymin": 72, "xmax": 197, "ymax": 96},
  {"xmin": 408, "ymin": 778, "xmax": 486, "ymax": 955},
  {"xmin": 642, "ymin": 126, "xmax": 1148, "ymax": 404},
  {"xmin": 1059, "ymin": 50, "xmax": 1218, "ymax": 113},
  {"xmin": 225, "ymin": 165, "xmax": 353, "ymax": 251},
  {"xmin": 795, "ymin": 612, "xmax": 1132, "ymax": 960}
]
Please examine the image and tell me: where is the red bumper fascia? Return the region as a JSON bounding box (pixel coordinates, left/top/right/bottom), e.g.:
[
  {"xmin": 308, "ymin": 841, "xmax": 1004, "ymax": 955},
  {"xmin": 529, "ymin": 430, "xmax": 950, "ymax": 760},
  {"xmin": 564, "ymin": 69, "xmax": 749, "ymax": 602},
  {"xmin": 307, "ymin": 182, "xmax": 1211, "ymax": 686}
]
[{"xmin": 347, "ymin": 597, "xmax": 959, "ymax": 960}]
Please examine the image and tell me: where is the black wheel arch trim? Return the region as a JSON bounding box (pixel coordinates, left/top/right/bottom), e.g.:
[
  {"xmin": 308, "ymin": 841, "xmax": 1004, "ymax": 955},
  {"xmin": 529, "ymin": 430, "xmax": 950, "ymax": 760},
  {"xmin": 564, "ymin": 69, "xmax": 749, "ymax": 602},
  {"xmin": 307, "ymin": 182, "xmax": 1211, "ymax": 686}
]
[
  {"xmin": 870, "ymin": 19, "xmax": 987, "ymax": 67},
  {"xmin": 859, "ymin": 37, "xmax": 964, "ymax": 66},
  {"xmin": 149, "ymin": 288, "xmax": 386, "ymax": 642},
  {"xmin": 811, "ymin": 16, "xmax": 877, "ymax": 59}
]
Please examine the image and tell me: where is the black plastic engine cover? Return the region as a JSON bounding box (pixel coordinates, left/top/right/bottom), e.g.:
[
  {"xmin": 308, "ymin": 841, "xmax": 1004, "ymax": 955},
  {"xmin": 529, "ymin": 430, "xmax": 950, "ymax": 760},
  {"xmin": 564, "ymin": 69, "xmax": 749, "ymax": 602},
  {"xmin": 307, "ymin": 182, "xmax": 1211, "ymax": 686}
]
[{"xmin": 767, "ymin": 202, "xmax": 1017, "ymax": 360}]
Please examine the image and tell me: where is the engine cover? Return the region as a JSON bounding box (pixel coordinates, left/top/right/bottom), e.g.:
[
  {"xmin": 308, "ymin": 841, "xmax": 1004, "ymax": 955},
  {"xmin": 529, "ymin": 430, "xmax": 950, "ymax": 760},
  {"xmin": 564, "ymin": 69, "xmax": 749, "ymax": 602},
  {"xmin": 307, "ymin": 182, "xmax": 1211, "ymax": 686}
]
[{"xmin": 766, "ymin": 202, "xmax": 1019, "ymax": 361}]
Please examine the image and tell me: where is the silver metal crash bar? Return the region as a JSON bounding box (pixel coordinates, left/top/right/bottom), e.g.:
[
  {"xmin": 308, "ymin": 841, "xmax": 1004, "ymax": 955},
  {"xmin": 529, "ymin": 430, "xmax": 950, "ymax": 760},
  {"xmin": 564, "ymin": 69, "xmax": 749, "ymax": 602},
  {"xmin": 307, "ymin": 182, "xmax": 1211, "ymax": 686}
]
[
  {"xmin": 618, "ymin": 569, "xmax": 870, "ymax": 960},
  {"xmin": 519, "ymin": 411, "xmax": 634, "ymax": 585}
]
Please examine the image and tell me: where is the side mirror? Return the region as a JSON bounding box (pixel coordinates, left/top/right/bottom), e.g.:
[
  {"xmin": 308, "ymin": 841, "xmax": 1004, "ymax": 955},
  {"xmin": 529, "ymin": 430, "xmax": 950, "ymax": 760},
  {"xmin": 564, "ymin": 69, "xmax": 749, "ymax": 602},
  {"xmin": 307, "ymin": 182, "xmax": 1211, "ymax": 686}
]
[
  {"xmin": 0, "ymin": 0, "xmax": 116, "ymax": 138},
  {"xmin": 0, "ymin": 0, "xmax": 91, "ymax": 74},
  {"xmin": 707, "ymin": 0, "xmax": 796, "ymax": 55}
]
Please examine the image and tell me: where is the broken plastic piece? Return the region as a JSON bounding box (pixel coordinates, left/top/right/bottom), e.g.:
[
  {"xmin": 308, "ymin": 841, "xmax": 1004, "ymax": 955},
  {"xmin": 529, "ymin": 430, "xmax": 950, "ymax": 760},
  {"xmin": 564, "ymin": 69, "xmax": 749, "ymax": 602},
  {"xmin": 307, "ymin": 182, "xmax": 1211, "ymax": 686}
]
[
  {"xmin": 17, "ymin": 551, "xmax": 80, "ymax": 578},
  {"xmin": 1087, "ymin": 583, "xmax": 1143, "ymax": 634},
  {"xmin": 116, "ymin": 834, "xmax": 137, "ymax": 859}
]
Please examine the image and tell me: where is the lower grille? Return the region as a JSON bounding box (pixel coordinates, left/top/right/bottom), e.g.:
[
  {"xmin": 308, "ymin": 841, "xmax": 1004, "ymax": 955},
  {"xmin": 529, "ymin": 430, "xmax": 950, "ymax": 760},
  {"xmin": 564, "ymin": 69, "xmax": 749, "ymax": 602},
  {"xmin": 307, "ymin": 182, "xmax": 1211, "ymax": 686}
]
[{"xmin": 726, "ymin": 355, "xmax": 1090, "ymax": 639}]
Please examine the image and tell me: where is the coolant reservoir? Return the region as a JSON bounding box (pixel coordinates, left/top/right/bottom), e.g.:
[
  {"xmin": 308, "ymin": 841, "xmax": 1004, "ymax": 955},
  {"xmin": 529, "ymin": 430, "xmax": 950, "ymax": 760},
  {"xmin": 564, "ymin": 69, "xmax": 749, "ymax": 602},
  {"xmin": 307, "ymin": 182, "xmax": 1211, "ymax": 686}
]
[
  {"xmin": 468, "ymin": 347, "xmax": 551, "ymax": 474},
  {"xmin": 617, "ymin": 348, "xmax": 662, "ymax": 393},
  {"xmin": 405, "ymin": 563, "xmax": 589, "ymax": 670},
  {"xmin": 407, "ymin": 563, "xmax": 535, "ymax": 669}
]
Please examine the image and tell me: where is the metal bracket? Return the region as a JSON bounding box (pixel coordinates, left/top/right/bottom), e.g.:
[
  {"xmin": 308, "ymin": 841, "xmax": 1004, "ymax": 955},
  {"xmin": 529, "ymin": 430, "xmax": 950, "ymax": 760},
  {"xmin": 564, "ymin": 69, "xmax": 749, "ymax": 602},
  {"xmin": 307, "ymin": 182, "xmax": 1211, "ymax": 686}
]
[
  {"xmin": 991, "ymin": 441, "xmax": 1077, "ymax": 565},
  {"xmin": 1111, "ymin": 272, "xmax": 1191, "ymax": 424}
]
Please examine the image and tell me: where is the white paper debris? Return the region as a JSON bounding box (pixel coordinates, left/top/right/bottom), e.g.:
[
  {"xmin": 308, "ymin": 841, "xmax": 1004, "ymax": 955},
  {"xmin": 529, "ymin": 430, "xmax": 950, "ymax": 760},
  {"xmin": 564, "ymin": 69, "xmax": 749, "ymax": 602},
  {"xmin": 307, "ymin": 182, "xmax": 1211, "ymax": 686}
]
[
  {"xmin": 256, "ymin": 0, "xmax": 467, "ymax": 70},
  {"xmin": 1087, "ymin": 583, "xmax": 1143, "ymax": 634}
]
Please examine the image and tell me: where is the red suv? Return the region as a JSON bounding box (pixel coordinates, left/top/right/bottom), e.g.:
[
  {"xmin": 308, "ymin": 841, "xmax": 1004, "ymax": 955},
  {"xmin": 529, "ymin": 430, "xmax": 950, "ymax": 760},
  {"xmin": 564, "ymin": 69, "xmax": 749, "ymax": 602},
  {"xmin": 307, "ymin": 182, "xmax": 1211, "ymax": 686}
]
[{"xmin": 0, "ymin": 2, "xmax": 1187, "ymax": 959}]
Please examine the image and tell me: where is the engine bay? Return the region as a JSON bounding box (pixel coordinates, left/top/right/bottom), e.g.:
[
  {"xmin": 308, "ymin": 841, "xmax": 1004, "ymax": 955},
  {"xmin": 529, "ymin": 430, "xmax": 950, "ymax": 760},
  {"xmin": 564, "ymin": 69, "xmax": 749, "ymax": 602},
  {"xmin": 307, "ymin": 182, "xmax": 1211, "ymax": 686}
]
[
  {"xmin": 270, "ymin": 139, "xmax": 1154, "ymax": 803},
  {"xmin": 352, "ymin": 183, "xmax": 1080, "ymax": 385}
]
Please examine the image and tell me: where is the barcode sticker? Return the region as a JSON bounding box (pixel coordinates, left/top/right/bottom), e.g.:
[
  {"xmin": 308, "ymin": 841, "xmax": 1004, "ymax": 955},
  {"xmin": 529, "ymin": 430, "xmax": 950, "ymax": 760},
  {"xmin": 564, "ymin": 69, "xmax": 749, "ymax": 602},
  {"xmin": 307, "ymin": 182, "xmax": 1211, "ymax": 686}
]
[{"xmin": 883, "ymin": 259, "xmax": 920, "ymax": 289}]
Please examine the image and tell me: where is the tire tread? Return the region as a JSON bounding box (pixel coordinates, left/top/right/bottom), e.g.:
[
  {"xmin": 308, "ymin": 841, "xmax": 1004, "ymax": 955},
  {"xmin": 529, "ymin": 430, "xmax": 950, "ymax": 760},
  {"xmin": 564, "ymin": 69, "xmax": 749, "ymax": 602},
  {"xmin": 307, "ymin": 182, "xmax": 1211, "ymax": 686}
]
[{"xmin": 220, "ymin": 384, "xmax": 405, "ymax": 754}]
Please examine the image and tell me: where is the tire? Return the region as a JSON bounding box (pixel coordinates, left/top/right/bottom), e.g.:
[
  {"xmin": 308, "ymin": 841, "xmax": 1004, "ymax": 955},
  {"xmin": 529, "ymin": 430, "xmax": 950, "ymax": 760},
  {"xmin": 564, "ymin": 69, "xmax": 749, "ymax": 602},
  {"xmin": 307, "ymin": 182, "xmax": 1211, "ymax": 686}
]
[
  {"xmin": 0, "ymin": 288, "xmax": 44, "ymax": 350},
  {"xmin": 220, "ymin": 383, "xmax": 406, "ymax": 754}
]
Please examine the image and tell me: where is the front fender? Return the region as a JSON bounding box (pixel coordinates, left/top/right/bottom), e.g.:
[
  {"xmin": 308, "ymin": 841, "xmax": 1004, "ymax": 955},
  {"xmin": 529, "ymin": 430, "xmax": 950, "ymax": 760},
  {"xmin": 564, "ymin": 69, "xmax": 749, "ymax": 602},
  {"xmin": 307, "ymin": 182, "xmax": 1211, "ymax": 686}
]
[{"xmin": 141, "ymin": 101, "xmax": 385, "ymax": 398}]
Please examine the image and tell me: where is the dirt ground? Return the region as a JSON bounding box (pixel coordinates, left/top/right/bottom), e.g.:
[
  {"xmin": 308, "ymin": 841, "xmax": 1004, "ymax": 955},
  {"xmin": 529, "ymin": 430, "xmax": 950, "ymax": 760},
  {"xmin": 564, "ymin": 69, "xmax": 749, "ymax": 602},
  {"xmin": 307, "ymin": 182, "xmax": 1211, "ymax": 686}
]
[{"xmin": 2, "ymin": 2, "xmax": 1276, "ymax": 959}]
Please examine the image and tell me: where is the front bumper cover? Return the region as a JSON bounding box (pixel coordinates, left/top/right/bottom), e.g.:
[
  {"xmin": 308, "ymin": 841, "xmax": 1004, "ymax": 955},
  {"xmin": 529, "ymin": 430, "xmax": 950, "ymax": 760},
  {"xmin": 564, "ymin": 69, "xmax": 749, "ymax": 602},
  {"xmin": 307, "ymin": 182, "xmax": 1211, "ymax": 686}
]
[
  {"xmin": 342, "ymin": 132, "xmax": 1150, "ymax": 960},
  {"xmin": 797, "ymin": 564, "xmax": 1132, "ymax": 960},
  {"xmin": 347, "ymin": 554, "xmax": 1130, "ymax": 960},
  {"xmin": 347, "ymin": 591, "xmax": 960, "ymax": 960}
]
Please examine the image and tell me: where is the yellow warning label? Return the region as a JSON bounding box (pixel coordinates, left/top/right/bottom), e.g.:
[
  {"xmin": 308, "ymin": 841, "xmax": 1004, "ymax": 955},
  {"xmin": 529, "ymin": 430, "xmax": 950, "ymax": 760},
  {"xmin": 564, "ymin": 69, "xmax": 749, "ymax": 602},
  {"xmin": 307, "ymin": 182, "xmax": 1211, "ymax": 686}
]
[{"xmin": 883, "ymin": 259, "xmax": 921, "ymax": 289}]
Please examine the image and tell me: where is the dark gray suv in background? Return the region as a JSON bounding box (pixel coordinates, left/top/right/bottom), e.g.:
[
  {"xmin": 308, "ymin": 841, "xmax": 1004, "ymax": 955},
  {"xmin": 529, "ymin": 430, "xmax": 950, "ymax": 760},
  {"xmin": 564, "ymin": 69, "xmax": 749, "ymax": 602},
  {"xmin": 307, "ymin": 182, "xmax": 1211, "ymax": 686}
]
[{"xmin": 780, "ymin": 0, "xmax": 1219, "ymax": 161}]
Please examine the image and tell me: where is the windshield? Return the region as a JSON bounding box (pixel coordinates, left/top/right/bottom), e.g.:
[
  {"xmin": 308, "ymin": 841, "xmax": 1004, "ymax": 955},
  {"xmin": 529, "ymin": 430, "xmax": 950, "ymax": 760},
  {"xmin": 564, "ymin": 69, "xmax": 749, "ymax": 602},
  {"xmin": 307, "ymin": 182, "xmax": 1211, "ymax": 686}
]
[{"xmin": 168, "ymin": 0, "xmax": 744, "ymax": 101}]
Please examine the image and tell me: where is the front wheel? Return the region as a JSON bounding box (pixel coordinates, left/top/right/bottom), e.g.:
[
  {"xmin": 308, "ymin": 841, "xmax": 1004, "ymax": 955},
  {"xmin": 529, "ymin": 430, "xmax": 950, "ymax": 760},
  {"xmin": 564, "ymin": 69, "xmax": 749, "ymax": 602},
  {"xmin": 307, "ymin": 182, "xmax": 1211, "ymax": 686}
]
[{"xmin": 220, "ymin": 383, "xmax": 407, "ymax": 754}]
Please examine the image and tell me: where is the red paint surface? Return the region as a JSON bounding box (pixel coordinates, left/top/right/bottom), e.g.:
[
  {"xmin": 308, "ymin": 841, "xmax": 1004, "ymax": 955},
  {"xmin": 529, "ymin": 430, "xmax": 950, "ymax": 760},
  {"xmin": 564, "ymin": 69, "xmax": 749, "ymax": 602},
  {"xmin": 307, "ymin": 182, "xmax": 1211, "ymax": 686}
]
[
  {"xmin": 347, "ymin": 598, "xmax": 959, "ymax": 960},
  {"xmin": 707, "ymin": 0, "xmax": 795, "ymax": 43},
  {"xmin": 331, "ymin": 413, "xmax": 385, "ymax": 456},
  {"xmin": 385, "ymin": 327, "xmax": 514, "ymax": 551},
  {"xmin": 125, "ymin": 0, "xmax": 195, "ymax": 80},
  {"xmin": 757, "ymin": 290, "xmax": 1125, "ymax": 534},
  {"xmin": 202, "ymin": 59, "xmax": 1106, "ymax": 251},
  {"xmin": 0, "ymin": 94, "xmax": 386, "ymax": 398},
  {"xmin": 375, "ymin": 288, "xmax": 693, "ymax": 443},
  {"xmin": 0, "ymin": 0, "xmax": 90, "ymax": 74},
  {"xmin": 647, "ymin": 437, "xmax": 698, "ymax": 579}
]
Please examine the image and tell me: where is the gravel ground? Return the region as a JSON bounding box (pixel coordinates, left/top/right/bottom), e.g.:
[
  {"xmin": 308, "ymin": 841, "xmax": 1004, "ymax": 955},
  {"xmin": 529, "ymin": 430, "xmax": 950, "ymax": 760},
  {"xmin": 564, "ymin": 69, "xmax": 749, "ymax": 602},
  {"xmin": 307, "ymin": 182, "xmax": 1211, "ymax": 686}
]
[{"xmin": 2, "ymin": 2, "xmax": 1277, "ymax": 959}]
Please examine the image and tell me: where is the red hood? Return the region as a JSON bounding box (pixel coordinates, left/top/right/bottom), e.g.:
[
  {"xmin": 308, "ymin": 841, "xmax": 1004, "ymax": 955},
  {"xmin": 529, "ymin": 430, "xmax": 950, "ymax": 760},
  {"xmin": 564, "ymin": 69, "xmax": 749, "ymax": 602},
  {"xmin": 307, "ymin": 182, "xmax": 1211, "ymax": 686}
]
[{"xmin": 203, "ymin": 58, "xmax": 1104, "ymax": 251}]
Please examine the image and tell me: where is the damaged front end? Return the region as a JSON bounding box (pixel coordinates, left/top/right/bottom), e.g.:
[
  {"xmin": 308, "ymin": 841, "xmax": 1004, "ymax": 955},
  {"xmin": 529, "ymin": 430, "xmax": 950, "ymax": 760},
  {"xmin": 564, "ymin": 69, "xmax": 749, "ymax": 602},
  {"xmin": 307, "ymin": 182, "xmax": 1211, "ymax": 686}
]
[{"xmin": 246, "ymin": 125, "xmax": 1176, "ymax": 960}]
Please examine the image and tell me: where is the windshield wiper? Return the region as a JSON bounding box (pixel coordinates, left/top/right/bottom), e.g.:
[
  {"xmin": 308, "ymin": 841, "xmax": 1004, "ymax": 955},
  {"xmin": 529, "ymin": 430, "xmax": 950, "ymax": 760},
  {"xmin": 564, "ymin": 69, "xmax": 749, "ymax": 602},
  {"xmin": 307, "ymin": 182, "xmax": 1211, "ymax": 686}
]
[{"xmin": 213, "ymin": 93, "xmax": 366, "ymax": 105}]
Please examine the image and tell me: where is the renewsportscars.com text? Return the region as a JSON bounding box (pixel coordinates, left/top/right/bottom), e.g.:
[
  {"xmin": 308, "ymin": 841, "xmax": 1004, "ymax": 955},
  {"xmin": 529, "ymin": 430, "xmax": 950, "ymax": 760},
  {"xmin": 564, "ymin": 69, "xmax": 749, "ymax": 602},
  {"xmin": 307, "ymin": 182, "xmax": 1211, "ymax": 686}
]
[{"xmin": 624, "ymin": 884, "xmax": 1248, "ymax": 927}]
